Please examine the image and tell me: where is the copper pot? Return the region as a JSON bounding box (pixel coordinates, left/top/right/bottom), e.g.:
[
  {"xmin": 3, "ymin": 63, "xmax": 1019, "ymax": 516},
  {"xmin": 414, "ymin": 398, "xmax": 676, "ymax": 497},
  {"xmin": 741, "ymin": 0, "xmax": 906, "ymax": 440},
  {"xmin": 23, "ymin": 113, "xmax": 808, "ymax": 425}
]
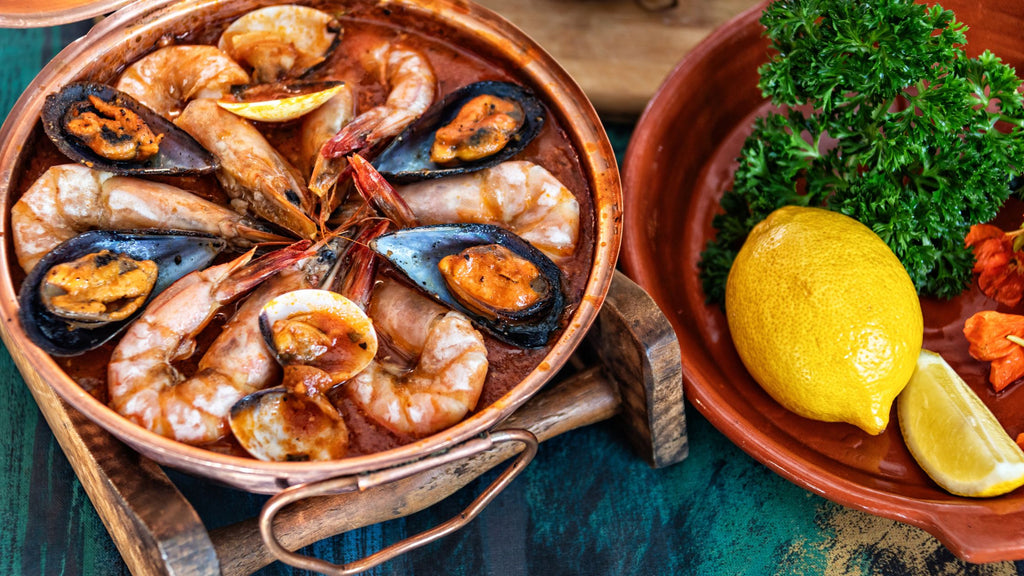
[{"xmin": 0, "ymin": 0, "xmax": 621, "ymax": 495}]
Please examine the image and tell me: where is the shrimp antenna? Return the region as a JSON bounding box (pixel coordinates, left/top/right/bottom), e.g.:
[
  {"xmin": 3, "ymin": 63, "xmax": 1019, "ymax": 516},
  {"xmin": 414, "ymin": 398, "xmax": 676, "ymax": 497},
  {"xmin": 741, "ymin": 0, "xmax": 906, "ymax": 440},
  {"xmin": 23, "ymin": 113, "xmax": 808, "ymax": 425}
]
[
  {"xmin": 330, "ymin": 219, "xmax": 390, "ymax": 307},
  {"xmin": 349, "ymin": 153, "xmax": 420, "ymax": 229}
]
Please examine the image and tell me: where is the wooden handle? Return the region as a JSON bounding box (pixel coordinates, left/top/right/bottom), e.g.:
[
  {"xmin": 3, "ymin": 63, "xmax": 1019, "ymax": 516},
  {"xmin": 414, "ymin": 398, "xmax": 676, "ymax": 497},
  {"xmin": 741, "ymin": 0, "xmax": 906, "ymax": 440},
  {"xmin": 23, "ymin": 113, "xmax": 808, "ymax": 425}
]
[
  {"xmin": 211, "ymin": 365, "xmax": 621, "ymax": 576},
  {"xmin": 5, "ymin": 345, "xmax": 218, "ymax": 576}
]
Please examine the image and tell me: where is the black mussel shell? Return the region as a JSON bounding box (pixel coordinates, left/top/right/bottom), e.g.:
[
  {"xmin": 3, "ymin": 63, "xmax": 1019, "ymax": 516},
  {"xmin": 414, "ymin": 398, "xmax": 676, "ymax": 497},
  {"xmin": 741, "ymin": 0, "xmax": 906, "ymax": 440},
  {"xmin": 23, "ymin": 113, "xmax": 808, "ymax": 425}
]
[
  {"xmin": 372, "ymin": 81, "xmax": 545, "ymax": 183},
  {"xmin": 370, "ymin": 223, "xmax": 564, "ymax": 348},
  {"xmin": 42, "ymin": 82, "xmax": 218, "ymax": 176},
  {"xmin": 19, "ymin": 230, "xmax": 227, "ymax": 356}
]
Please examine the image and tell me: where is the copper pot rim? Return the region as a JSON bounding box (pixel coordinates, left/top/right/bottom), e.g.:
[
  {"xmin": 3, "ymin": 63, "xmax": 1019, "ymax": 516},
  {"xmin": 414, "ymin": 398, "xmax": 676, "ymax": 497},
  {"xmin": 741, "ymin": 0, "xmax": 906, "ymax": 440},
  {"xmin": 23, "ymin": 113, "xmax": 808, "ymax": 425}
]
[{"xmin": 0, "ymin": 0, "xmax": 621, "ymax": 494}]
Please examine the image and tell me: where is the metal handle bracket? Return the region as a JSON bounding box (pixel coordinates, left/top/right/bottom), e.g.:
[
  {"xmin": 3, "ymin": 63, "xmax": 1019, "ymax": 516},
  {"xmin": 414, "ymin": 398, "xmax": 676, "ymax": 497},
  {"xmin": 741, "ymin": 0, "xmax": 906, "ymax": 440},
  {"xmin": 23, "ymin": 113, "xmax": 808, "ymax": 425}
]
[{"xmin": 258, "ymin": 429, "xmax": 539, "ymax": 575}]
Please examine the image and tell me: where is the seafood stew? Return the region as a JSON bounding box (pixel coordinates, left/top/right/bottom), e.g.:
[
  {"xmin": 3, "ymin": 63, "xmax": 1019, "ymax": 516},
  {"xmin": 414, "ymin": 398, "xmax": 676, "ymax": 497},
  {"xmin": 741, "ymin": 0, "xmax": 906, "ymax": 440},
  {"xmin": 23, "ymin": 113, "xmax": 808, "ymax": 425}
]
[{"xmin": 2, "ymin": 0, "xmax": 617, "ymax": 481}]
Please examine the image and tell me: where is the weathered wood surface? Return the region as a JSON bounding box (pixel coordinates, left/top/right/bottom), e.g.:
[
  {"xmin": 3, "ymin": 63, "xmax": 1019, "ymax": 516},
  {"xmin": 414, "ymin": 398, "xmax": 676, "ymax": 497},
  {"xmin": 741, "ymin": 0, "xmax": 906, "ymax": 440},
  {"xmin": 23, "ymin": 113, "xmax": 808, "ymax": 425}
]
[
  {"xmin": 207, "ymin": 270, "xmax": 684, "ymax": 574},
  {"xmin": 211, "ymin": 367, "xmax": 620, "ymax": 575},
  {"xmin": 474, "ymin": 0, "xmax": 762, "ymax": 117}
]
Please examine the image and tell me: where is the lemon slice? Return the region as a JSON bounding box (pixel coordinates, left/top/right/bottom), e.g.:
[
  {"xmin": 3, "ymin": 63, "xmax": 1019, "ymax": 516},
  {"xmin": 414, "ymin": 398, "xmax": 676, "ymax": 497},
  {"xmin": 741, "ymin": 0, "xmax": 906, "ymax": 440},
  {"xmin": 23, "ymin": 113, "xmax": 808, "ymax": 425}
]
[
  {"xmin": 898, "ymin": 350, "xmax": 1024, "ymax": 497},
  {"xmin": 217, "ymin": 83, "xmax": 346, "ymax": 122}
]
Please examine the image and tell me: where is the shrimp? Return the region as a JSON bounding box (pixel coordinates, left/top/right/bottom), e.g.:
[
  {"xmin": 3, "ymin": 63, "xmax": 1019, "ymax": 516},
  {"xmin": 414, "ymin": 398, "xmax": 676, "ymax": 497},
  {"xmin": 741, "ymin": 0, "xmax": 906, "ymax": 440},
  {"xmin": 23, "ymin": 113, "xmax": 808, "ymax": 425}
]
[
  {"xmin": 107, "ymin": 243, "xmax": 311, "ymax": 444},
  {"xmin": 348, "ymin": 155, "xmax": 580, "ymax": 264},
  {"xmin": 308, "ymin": 43, "xmax": 436, "ymax": 198},
  {"xmin": 227, "ymin": 222, "xmax": 388, "ymax": 461},
  {"xmin": 345, "ymin": 278, "xmax": 488, "ymax": 438},
  {"xmin": 299, "ymin": 84, "xmax": 355, "ymax": 177},
  {"xmin": 174, "ymin": 98, "xmax": 319, "ymax": 239},
  {"xmin": 11, "ymin": 163, "xmax": 287, "ymax": 274},
  {"xmin": 396, "ymin": 160, "xmax": 580, "ymax": 263},
  {"xmin": 115, "ymin": 45, "xmax": 249, "ymax": 120},
  {"xmin": 217, "ymin": 5, "xmax": 341, "ymax": 83}
]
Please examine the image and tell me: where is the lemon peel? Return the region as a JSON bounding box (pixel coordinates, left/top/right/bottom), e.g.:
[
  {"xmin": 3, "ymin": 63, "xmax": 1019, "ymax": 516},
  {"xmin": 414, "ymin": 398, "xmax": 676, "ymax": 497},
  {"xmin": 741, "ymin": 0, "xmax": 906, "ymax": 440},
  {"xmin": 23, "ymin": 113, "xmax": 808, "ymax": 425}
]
[
  {"xmin": 725, "ymin": 206, "xmax": 923, "ymax": 434},
  {"xmin": 217, "ymin": 83, "xmax": 346, "ymax": 123}
]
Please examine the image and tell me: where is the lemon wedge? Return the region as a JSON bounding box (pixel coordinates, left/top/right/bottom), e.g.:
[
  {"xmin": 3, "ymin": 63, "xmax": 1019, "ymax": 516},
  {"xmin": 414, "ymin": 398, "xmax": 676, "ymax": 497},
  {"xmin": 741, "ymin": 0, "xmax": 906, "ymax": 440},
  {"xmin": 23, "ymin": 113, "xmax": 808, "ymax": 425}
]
[
  {"xmin": 898, "ymin": 350, "xmax": 1024, "ymax": 497},
  {"xmin": 217, "ymin": 83, "xmax": 346, "ymax": 123}
]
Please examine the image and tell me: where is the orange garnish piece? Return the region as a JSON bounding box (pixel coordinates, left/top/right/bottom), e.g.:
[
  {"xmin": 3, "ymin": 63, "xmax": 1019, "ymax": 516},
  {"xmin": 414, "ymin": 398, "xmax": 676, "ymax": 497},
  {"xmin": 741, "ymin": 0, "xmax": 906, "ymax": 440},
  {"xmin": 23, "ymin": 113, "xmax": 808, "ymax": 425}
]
[
  {"xmin": 965, "ymin": 223, "xmax": 1024, "ymax": 307},
  {"xmin": 964, "ymin": 310, "xmax": 1024, "ymax": 391}
]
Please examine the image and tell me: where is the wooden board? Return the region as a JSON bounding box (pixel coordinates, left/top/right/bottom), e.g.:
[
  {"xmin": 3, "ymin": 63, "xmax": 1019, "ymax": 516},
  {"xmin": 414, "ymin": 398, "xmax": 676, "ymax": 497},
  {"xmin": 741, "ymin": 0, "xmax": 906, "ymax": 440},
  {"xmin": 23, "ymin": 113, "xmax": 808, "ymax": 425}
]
[
  {"xmin": 25, "ymin": 272, "xmax": 684, "ymax": 575},
  {"xmin": 474, "ymin": 0, "xmax": 762, "ymax": 117}
]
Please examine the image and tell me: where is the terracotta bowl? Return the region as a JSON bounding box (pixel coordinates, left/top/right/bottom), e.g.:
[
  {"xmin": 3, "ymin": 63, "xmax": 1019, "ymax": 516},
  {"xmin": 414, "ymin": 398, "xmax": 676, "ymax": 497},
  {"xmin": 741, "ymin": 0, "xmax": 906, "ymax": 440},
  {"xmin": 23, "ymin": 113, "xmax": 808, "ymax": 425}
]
[
  {"xmin": 0, "ymin": 0, "xmax": 133, "ymax": 27},
  {"xmin": 0, "ymin": 0, "xmax": 621, "ymax": 494},
  {"xmin": 621, "ymin": 0, "xmax": 1024, "ymax": 563}
]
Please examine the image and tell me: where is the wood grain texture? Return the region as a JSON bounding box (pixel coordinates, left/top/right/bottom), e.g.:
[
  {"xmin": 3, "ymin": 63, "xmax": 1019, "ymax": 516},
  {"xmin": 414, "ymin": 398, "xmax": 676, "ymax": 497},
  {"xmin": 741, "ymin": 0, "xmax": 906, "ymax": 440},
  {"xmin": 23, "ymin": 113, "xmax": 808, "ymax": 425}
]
[
  {"xmin": 589, "ymin": 271, "xmax": 686, "ymax": 468},
  {"xmin": 177, "ymin": 269, "xmax": 676, "ymax": 574},
  {"xmin": 474, "ymin": 0, "xmax": 762, "ymax": 116},
  {"xmin": 12, "ymin": 349, "xmax": 219, "ymax": 576},
  {"xmin": 212, "ymin": 367, "xmax": 619, "ymax": 575}
]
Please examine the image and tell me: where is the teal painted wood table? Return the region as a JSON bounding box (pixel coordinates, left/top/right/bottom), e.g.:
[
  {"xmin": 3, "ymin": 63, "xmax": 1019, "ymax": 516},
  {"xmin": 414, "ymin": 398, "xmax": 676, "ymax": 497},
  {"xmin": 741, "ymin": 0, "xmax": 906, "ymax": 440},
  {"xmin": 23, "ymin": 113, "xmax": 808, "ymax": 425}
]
[{"xmin": 2, "ymin": 15, "xmax": 1024, "ymax": 576}]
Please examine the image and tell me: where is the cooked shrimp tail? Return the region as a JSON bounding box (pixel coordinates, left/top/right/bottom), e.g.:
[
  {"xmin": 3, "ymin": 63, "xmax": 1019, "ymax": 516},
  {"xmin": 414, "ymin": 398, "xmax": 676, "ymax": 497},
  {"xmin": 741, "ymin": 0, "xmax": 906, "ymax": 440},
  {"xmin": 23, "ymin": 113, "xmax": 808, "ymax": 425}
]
[
  {"xmin": 331, "ymin": 219, "xmax": 390, "ymax": 308},
  {"xmin": 236, "ymin": 239, "xmax": 314, "ymax": 288}
]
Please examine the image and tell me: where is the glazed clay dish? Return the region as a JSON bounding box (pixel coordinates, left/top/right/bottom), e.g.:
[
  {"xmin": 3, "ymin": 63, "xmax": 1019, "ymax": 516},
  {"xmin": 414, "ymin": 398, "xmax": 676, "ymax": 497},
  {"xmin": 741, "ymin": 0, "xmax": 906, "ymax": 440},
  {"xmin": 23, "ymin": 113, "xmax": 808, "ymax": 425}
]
[
  {"xmin": 0, "ymin": 0, "xmax": 621, "ymax": 494},
  {"xmin": 622, "ymin": 0, "xmax": 1024, "ymax": 563},
  {"xmin": 0, "ymin": 0, "xmax": 133, "ymax": 27}
]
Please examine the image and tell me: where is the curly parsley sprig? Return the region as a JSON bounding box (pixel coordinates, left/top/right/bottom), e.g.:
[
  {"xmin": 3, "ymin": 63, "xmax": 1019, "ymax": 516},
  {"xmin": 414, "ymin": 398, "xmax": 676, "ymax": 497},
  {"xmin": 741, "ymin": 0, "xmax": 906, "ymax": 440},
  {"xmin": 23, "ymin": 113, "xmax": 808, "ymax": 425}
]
[{"xmin": 699, "ymin": 0, "xmax": 1024, "ymax": 305}]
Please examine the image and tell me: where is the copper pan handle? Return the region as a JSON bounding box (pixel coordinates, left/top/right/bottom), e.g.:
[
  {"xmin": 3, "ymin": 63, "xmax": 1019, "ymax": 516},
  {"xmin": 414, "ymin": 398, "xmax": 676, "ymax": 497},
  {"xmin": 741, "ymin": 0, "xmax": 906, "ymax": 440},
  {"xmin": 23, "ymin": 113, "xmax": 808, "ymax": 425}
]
[{"xmin": 257, "ymin": 429, "xmax": 539, "ymax": 575}]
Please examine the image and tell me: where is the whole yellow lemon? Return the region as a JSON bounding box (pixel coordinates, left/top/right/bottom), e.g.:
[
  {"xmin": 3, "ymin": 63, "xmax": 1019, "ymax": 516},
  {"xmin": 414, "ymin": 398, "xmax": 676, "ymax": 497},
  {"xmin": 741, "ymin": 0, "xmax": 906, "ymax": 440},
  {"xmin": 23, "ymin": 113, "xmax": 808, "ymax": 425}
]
[{"xmin": 725, "ymin": 206, "xmax": 923, "ymax": 434}]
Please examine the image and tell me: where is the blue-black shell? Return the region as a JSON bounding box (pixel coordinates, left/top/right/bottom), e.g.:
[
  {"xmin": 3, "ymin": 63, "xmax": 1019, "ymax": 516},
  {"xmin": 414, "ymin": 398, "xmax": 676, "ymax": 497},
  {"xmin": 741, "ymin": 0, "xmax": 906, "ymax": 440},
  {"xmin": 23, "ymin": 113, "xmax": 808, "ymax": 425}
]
[
  {"xmin": 19, "ymin": 230, "xmax": 226, "ymax": 356},
  {"xmin": 42, "ymin": 82, "xmax": 219, "ymax": 176},
  {"xmin": 370, "ymin": 223, "xmax": 564, "ymax": 348},
  {"xmin": 372, "ymin": 81, "xmax": 545, "ymax": 183}
]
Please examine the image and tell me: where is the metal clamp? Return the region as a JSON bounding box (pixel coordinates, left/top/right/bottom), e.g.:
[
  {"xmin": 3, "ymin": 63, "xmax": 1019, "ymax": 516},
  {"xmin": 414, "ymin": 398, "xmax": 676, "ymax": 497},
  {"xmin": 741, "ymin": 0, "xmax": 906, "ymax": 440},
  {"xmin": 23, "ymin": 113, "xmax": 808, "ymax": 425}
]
[{"xmin": 258, "ymin": 429, "xmax": 539, "ymax": 574}]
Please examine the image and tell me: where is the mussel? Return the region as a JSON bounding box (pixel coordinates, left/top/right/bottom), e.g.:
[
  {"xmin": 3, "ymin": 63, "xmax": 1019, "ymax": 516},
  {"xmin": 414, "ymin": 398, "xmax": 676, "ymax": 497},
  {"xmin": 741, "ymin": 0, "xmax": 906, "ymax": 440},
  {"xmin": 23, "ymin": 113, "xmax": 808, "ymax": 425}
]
[
  {"xmin": 372, "ymin": 81, "xmax": 545, "ymax": 183},
  {"xmin": 370, "ymin": 223, "xmax": 565, "ymax": 348},
  {"xmin": 18, "ymin": 230, "xmax": 226, "ymax": 356},
  {"xmin": 42, "ymin": 82, "xmax": 218, "ymax": 176},
  {"xmin": 218, "ymin": 81, "xmax": 346, "ymax": 123},
  {"xmin": 229, "ymin": 289, "xmax": 376, "ymax": 461}
]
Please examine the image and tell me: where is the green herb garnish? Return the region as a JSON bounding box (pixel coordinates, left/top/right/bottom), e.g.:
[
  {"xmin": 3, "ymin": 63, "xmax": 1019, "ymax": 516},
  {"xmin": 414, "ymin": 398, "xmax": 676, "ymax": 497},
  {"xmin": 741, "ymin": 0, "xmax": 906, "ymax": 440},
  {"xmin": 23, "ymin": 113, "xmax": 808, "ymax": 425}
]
[{"xmin": 699, "ymin": 0, "xmax": 1024, "ymax": 305}]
